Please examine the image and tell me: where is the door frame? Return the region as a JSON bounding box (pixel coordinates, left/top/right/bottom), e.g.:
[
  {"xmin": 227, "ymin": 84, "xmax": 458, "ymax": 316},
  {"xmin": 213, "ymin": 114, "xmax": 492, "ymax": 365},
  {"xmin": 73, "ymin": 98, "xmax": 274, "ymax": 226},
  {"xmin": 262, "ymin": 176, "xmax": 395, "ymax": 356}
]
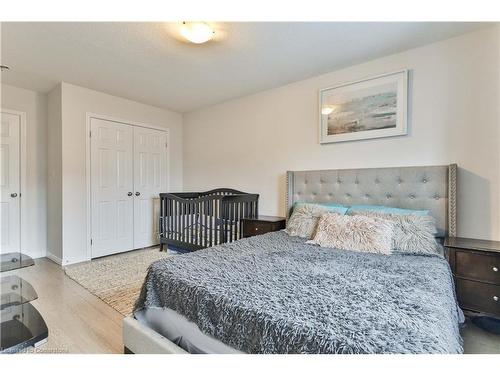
[
  {"xmin": 85, "ymin": 112, "xmax": 170, "ymax": 261},
  {"xmin": 0, "ymin": 108, "xmax": 27, "ymax": 254}
]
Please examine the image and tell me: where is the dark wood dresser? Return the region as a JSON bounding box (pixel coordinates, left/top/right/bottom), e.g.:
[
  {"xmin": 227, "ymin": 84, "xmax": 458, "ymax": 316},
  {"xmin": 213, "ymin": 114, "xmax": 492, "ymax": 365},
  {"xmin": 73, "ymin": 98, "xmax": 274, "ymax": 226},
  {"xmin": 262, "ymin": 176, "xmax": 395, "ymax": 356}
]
[
  {"xmin": 242, "ymin": 216, "xmax": 286, "ymax": 238},
  {"xmin": 445, "ymin": 237, "xmax": 500, "ymax": 317}
]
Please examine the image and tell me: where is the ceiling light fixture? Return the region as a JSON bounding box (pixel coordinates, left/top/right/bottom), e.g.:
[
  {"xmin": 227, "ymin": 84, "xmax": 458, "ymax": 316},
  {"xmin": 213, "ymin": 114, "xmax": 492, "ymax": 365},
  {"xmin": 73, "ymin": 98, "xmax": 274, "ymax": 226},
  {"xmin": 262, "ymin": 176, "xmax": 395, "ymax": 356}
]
[
  {"xmin": 0, "ymin": 65, "xmax": 10, "ymax": 72},
  {"xmin": 180, "ymin": 22, "xmax": 215, "ymax": 44}
]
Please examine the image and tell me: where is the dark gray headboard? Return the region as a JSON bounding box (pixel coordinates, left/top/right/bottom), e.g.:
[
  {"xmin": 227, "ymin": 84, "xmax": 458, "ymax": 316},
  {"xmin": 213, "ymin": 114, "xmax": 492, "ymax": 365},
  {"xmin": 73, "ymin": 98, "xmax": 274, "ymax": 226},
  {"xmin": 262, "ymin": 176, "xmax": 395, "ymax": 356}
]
[{"xmin": 286, "ymin": 164, "xmax": 457, "ymax": 236}]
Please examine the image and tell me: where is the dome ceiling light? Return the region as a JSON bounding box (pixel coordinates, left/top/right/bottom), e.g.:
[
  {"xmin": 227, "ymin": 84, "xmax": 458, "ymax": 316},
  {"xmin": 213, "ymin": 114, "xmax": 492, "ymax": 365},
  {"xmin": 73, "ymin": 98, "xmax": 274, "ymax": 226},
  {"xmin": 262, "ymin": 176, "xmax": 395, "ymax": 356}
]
[{"xmin": 180, "ymin": 22, "xmax": 215, "ymax": 44}]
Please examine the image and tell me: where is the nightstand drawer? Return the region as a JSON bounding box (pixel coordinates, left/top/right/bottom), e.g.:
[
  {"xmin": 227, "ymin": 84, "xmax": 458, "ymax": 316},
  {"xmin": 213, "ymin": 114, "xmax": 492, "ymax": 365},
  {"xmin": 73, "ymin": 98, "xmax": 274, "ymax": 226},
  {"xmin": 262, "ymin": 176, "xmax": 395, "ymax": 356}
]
[
  {"xmin": 456, "ymin": 278, "xmax": 500, "ymax": 315},
  {"xmin": 455, "ymin": 250, "xmax": 500, "ymax": 284},
  {"xmin": 243, "ymin": 222, "xmax": 272, "ymax": 237}
]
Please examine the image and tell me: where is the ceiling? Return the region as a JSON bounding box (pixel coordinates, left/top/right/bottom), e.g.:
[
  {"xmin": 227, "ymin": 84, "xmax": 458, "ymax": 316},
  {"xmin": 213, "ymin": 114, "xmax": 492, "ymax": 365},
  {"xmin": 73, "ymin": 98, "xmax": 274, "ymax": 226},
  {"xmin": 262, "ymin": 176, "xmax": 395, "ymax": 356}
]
[{"xmin": 0, "ymin": 22, "xmax": 489, "ymax": 113}]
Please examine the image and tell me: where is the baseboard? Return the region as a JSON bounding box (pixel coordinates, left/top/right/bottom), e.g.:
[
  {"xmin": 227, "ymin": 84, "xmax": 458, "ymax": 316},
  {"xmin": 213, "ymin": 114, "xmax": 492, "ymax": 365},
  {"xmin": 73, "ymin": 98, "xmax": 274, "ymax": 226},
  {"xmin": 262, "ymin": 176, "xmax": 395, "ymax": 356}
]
[
  {"xmin": 46, "ymin": 253, "xmax": 62, "ymax": 265},
  {"xmin": 20, "ymin": 250, "xmax": 47, "ymax": 260}
]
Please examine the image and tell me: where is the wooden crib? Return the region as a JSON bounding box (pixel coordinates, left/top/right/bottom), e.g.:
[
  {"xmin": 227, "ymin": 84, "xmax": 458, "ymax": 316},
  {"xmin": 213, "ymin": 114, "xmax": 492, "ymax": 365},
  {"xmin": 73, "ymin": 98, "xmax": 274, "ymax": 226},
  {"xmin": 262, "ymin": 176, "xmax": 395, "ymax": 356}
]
[{"xmin": 159, "ymin": 189, "xmax": 259, "ymax": 252}]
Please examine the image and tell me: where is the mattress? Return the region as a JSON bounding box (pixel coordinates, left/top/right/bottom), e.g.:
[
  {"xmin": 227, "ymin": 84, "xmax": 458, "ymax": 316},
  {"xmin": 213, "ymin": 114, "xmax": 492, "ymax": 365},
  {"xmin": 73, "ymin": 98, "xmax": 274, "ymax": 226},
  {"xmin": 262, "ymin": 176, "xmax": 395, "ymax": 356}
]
[{"xmin": 134, "ymin": 307, "xmax": 241, "ymax": 353}]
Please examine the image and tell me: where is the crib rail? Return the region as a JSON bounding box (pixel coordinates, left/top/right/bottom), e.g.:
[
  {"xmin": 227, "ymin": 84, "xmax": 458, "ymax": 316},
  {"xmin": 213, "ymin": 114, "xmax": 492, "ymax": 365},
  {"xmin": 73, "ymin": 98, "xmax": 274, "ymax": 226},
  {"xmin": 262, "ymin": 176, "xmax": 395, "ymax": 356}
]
[{"xmin": 159, "ymin": 189, "xmax": 259, "ymax": 252}]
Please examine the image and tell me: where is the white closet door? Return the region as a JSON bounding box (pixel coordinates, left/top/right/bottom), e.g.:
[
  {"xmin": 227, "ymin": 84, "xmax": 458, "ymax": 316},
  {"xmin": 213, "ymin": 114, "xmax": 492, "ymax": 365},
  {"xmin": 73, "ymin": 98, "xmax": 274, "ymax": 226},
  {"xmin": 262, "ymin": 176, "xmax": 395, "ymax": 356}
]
[
  {"xmin": 0, "ymin": 112, "xmax": 21, "ymax": 254},
  {"xmin": 133, "ymin": 127, "xmax": 168, "ymax": 249},
  {"xmin": 90, "ymin": 118, "xmax": 134, "ymax": 258}
]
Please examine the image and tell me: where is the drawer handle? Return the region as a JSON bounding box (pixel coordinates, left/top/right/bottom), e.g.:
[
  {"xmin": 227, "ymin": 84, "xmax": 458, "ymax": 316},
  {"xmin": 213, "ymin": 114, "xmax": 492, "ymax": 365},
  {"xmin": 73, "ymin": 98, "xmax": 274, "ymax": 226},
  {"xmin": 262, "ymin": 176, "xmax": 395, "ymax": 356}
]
[
  {"xmin": 494, "ymin": 296, "xmax": 499, "ymax": 302},
  {"xmin": 255, "ymin": 228, "xmax": 259, "ymax": 231},
  {"xmin": 493, "ymin": 266, "xmax": 499, "ymax": 272}
]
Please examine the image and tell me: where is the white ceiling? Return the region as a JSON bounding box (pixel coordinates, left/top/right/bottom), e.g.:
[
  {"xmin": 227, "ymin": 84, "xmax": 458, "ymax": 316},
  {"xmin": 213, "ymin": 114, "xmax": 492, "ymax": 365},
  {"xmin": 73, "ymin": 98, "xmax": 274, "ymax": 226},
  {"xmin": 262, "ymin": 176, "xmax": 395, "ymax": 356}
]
[{"xmin": 0, "ymin": 22, "xmax": 489, "ymax": 112}]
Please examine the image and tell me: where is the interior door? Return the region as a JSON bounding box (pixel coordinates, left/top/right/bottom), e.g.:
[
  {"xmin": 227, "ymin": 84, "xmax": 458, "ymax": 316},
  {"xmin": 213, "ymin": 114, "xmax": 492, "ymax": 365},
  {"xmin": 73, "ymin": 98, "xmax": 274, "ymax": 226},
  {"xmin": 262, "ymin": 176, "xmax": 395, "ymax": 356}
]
[
  {"xmin": 0, "ymin": 112, "xmax": 21, "ymax": 254},
  {"xmin": 133, "ymin": 127, "xmax": 168, "ymax": 248},
  {"xmin": 90, "ymin": 118, "xmax": 134, "ymax": 258}
]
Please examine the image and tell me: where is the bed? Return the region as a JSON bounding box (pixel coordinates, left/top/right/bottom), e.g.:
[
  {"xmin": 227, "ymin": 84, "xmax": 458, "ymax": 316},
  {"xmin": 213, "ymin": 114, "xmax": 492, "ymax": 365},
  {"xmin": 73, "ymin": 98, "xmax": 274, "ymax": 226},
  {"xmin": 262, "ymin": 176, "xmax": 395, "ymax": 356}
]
[{"xmin": 124, "ymin": 164, "xmax": 462, "ymax": 354}]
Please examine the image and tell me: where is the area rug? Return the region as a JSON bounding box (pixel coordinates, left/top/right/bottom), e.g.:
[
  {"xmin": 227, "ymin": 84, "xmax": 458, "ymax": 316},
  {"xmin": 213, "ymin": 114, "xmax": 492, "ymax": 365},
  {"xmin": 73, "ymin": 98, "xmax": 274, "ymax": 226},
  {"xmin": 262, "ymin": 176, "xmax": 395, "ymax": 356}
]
[{"xmin": 64, "ymin": 247, "xmax": 169, "ymax": 316}]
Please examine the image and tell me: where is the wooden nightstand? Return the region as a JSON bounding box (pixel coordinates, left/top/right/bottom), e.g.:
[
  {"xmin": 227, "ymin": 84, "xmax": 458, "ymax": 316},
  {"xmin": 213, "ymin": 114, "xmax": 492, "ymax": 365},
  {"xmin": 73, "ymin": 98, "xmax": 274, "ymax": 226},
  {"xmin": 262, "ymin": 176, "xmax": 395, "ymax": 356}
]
[
  {"xmin": 445, "ymin": 237, "xmax": 500, "ymax": 318},
  {"xmin": 242, "ymin": 216, "xmax": 286, "ymax": 238}
]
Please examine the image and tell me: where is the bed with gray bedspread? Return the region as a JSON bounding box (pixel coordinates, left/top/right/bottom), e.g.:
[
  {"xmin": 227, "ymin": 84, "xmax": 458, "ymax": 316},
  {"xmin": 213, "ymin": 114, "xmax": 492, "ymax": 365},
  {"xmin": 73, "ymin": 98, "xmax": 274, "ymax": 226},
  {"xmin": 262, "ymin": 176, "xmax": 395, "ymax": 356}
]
[{"xmin": 134, "ymin": 230, "xmax": 463, "ymax": 354}]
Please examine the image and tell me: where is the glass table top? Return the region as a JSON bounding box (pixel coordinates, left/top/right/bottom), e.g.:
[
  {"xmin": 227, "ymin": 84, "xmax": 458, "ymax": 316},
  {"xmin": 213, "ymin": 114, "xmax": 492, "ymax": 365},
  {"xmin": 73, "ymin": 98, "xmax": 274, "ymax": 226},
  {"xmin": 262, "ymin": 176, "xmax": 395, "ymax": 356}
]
[
  {"xmin": 1, "ymin": 302, "xmax": 48, "ymax": 353},
  {"xmin": 1, "ymin": 275, "xmax": 38, "ymax": 310},
  {"xmin": 0, "ymin": 253, "xmax": 35, "ymax": 273}
]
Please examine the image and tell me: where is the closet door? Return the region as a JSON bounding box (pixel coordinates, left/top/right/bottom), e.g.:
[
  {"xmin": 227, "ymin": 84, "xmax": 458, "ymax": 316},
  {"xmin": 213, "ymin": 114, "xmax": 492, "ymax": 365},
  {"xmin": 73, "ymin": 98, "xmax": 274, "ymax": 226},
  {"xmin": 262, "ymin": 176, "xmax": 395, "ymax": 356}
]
[
  {"xmin": 90, "ymin": 118, "xmax": 134, "ymax": 258},
  {"xmin": 133, "ymin": 127, "xmax": 168, "ymax": 249}
]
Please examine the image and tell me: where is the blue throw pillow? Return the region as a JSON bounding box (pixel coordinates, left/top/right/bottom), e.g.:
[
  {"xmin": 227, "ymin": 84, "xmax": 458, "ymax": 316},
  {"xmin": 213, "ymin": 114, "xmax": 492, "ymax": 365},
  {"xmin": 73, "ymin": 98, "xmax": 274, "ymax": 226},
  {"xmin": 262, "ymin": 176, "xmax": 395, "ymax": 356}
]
[
  {"xmin": 293, "ymin": 202, "xmax": 348, "ymax": 215},
  {"xmin": 346, "ymin": 204, "xmax": 429, "ymax": 216}
]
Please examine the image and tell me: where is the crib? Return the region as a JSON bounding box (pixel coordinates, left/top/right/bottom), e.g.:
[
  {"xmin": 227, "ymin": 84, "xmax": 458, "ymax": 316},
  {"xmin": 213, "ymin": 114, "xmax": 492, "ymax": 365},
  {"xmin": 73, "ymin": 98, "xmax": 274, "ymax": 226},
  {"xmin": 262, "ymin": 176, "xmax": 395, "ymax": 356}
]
[{"xmin": 159, "ymin": 189, "xmax": 259, "ymax": 252}]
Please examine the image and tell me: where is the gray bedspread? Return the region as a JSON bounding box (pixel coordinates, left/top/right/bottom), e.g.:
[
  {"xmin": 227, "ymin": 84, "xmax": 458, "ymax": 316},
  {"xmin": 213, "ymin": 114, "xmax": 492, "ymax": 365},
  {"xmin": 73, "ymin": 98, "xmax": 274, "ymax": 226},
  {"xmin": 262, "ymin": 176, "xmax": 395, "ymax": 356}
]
[{"xmin": 134, "ymin": 231, "xmax": 463, "ymax": 354}]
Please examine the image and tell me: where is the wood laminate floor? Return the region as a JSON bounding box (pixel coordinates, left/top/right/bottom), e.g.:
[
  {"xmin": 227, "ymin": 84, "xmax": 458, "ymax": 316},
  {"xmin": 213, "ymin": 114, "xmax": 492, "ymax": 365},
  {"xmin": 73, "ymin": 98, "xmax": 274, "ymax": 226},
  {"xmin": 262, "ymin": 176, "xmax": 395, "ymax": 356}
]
[
  {"xmin": 3, "ymin": 257, "xmax": 500, "ymax": 354},
  {"xmin": 7, "ymin": 257, "xmax": 123, "ymax": 353}
]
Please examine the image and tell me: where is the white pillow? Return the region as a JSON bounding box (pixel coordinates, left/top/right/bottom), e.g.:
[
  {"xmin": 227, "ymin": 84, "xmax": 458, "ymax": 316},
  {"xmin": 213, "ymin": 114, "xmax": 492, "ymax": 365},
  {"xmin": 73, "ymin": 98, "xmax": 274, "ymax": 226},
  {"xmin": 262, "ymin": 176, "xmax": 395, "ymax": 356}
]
[
  {"xmin": 285, "ymin": 204, "xmax": 328, "ymax": 239},
  {"xmin": 307, "ymin": 212, "xmax": 394, "ymax": 255},
  {"xmin": 350, "ymin": 211, "xmax": 438, "ymax": 254}
]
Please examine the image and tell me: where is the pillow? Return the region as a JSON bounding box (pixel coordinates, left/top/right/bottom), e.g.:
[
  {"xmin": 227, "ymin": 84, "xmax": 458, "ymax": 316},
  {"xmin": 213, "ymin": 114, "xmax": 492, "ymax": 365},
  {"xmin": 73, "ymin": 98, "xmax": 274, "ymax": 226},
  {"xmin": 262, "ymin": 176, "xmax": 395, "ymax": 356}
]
[
  {"xmin": 351, "ymin": 211, "xmax": 439, "ymax": 255},
  {"xmin": 285, "ymin": 204, "xmax": 328, "ymax": 239},
  {"xmin": 346, "ymin": 205, "xmax": 429, "ymax": 216},
  {"xmin": 293, "ymin": 202, "xmax": 348, "ymax": 215},
  {"xmin": 307, "ymin": 212, "xmax": 394, "ymax": 255}
]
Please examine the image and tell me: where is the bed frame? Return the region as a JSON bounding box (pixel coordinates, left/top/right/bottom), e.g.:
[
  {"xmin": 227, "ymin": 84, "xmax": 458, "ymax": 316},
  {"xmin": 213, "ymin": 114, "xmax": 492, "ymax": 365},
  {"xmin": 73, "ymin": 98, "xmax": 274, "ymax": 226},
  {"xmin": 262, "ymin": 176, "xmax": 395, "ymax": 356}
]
[
  {"xmin": 159, "ymin": 189, "xmax": 259, "ymax": 252},
  {"xmin": 123, "ymin": 164, "xmax": 457, "ymax": 354}
]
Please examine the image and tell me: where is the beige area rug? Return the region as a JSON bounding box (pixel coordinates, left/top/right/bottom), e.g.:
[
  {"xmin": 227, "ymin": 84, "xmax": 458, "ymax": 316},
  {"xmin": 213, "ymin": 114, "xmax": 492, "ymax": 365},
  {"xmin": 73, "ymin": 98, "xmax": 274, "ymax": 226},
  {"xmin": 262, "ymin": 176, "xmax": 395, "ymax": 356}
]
[{"xmin": 64, "ymin": 247, "xmax": 169, "ymax": 316}]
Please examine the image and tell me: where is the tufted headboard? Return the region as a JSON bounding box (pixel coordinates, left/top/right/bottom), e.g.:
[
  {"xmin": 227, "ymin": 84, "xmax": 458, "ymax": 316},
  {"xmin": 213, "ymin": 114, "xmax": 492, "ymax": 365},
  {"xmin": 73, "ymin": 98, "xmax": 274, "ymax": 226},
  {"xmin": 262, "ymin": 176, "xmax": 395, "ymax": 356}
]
[{"xmin": 286, "ymin": 164, "xmax": 457, "ymax": 237}]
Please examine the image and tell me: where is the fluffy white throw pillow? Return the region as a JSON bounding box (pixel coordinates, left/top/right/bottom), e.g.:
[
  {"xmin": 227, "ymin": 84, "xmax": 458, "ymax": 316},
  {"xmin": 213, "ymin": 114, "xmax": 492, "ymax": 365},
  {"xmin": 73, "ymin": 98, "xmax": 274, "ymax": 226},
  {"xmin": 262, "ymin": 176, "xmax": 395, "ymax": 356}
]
[
  {"xmin": 285, "ymin": 204, "xmax": 328, "ymax": 239},
  {"xmin": 351, "ymin": 212, "xmax": 438, "ymax": 254},
  {"xmin": 308, "ymin": 212, "xmax": 394, "ymax": 255}
]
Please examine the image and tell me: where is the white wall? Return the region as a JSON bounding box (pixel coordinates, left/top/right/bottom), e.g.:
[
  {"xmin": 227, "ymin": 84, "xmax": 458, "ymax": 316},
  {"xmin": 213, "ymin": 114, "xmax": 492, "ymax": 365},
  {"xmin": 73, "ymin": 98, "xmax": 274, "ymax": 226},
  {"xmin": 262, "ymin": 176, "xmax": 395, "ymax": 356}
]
[
  {"xmin": 184, "ymin": 26, "xmax": 500, "ymax": 241},
  {"xmin": 1, "ymin": 84, "xmax": 48, "ymax": 258},
  {"xmin": 47, "ymin": 84, "xmax": 62, "ymax": 263},
  {"xmin": 57, "ymin": 82, "xmax": 183, "ymax": 265}
]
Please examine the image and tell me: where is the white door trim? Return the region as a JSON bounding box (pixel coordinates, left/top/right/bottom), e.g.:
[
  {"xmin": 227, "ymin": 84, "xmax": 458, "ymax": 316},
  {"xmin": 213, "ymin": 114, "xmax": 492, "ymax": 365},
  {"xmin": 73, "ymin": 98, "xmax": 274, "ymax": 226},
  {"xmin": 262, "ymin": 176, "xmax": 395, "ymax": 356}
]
[
  {"xmin": 85, "ymin": 112, "xmax": 170, "ymax": 261},
  {"xmin": 0, "ymin": 108, "xmax": 27, "ymax": 255}
]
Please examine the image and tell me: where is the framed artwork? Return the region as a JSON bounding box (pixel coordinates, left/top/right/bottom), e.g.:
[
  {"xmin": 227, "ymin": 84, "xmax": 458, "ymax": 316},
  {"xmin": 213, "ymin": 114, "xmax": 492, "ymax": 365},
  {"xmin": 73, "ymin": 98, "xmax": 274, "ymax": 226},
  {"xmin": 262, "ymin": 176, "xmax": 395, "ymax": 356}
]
[{"xmin": 319, "ymin": 70, "xmax": 408, "ymax": 144}]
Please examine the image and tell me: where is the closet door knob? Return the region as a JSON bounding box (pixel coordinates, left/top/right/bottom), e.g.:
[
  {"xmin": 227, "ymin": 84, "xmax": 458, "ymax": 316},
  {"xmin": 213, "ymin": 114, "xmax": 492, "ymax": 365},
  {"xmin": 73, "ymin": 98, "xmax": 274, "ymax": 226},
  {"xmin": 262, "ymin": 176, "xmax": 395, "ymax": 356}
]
[
  {"xmin": 10, "ymin": 193, "xmax": 18, "ymax": 198},
  {"xmin": 127, "ymin": 192, "xmax": 133, "ymax": 196},
  {"xmin": 135, "ymin": 192, "xmax": 141, "ymax": 196},
  {"xmin": 493, "ymin": 266, "xmax": 498, "ymax": 272}
]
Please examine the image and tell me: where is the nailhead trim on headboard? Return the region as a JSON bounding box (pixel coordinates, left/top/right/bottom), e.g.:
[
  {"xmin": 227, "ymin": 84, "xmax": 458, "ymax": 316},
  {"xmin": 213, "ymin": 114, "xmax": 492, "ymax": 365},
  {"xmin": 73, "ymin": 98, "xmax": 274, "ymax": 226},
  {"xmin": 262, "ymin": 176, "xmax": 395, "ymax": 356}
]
[{"xmin": 448, "ymin": 164, "xmax": 457, "ymax": 237}]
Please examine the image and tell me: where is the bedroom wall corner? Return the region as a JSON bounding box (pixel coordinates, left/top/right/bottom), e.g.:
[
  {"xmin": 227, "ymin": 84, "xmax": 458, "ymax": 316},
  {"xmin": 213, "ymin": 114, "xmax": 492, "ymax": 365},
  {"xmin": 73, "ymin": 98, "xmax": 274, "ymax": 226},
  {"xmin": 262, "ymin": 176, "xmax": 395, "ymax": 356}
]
[{"xmin": 47, "ymin": 83, "xmax": 63, "ymax": 263}]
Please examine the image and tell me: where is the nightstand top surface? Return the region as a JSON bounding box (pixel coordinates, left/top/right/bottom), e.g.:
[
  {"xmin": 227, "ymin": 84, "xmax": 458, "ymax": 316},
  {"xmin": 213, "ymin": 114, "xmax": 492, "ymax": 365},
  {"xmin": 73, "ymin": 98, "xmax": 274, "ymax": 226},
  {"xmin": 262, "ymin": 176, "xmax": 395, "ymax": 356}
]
[
  {"xmin": 444, "ymin": 237, "xmax": 500, "ymax": 253},
  {"xmin": 243, "ymin": 215, "xmax": 286, "ymax": 223}
]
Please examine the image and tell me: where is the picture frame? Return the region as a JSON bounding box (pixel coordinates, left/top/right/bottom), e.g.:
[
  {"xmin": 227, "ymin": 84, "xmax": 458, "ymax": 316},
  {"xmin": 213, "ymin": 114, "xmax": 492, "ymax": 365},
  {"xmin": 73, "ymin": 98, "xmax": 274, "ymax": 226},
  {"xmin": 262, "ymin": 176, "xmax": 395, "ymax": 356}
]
[{"xmin": 319, "ymin": 69, "xmax": 408, "ymax": 144}]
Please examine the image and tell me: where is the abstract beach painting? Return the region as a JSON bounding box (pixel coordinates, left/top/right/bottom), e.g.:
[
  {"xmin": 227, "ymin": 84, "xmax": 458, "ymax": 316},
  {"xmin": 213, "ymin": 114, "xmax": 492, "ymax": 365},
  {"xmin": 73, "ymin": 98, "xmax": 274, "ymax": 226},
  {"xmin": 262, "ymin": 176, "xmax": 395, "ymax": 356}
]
[{"xmin": 319, "ymin": 70, "xmax": 408, "ymax": 144}]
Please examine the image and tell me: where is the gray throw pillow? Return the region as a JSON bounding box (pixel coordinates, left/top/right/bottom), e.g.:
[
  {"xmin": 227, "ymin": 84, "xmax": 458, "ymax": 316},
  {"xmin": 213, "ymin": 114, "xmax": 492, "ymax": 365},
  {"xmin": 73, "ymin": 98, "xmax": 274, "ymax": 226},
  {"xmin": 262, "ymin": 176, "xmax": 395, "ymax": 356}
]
[
  {"xmin": 351, "ymin": 211, "xmax": 438, "ymax": 255},
  {"xmin": 307, "ymin": 212, "xmax": 394, "ymax": 255},
  {"xmin": 285, "ymin": 204, "xmax": 328, "ymax": 239}
]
